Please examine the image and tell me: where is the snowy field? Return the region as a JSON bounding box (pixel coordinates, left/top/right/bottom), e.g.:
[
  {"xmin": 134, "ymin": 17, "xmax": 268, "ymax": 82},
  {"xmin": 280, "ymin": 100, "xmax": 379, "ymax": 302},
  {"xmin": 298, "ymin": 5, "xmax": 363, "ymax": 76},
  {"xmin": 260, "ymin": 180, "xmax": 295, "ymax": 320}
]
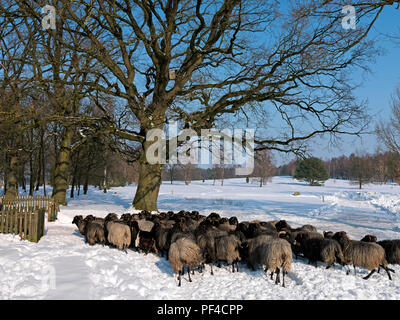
[{"xmin": 1, "ymin": 176, "xmax": 400, "ymax": 300}]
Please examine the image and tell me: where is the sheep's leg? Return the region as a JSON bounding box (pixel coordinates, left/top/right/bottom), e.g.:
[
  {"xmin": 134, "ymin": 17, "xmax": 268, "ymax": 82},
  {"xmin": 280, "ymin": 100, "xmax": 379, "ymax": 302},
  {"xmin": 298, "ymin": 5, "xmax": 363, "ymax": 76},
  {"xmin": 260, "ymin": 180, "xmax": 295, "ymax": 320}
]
[
  {"xmin": 192, "ymin": 269, "xmax": 194, "ymax": 275},
  {"xmin": 275, "ymin": 268, "xmax": 280, "ymax": 285},
  {"xmin": 210, "ymin": 265, "xmax": 214, "ymax": 276},
  {"xmin": 188, "ymin": 267, "xmax": 192, "ymax": 282},
  {"xmin": 232, "ymin": 263, "xmax": 235, "ymax": 273},
  {"xmin": 353, "ymin": 265, "xmax": 356, "ymax": 275},
  {"xmin": 236, "ymin": 262, "xmax": 239, "ymax": 272},
  {"xmin": 382, "ymin": 266, "xmax": 393, "ymax": 280},
  {"xmin": 363, "ymin": 269, "xmax": 376, "ymax": 280},
  {"xmin": 282, "ymin": 270, "xmax": 286, "ymax": 288},
  {"xmin": 345, "ymin": 266, "xmax": 351, "ymax": 275},
  {"xmin": 270, "ymin": 271, "xmax": 274, "ymax": 280},
  {"xmin": 178, "ymin": 270, "xmax": 182, "ymax": 287}
]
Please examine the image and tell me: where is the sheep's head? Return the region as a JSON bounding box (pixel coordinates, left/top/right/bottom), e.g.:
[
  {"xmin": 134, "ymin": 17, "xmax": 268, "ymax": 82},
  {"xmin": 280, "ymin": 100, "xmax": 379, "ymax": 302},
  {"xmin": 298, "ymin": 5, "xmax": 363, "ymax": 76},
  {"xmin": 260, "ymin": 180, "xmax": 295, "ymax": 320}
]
[
  {"xmin": 323, "ymin": 231, "xmax": 334, "ymax": 239},
  {"xmin": 207, "ymin": 212, "xmax": 221, "ymax": 221},
  {"xmin": 72, "ymin": 215, "xmax": 83, "ymax": 225},
  {"xmin": 238, "ymin": 241, "xmax": 250, "ymax": 261},
  {"xmin": 275, "ymin": 220, "xmax": 291, "ymax": 232},
  {"xmin": 84, "ymin": 215, "xmax": 95, "ymax": 222},
  {"xmin": 360, "ymin": 234, "xmax": 377, "ymax": 242},
  {"xmin": 229, "ymin": 216, "xmax": 239, "ymax": 226},
  {"xmin": 220, "ymin": 217, "xmax": 229, "ymax": 224},
  {"xmin": 121, "ymin": 213, "xmax": 132, "ymax": 221},
  {"xmin": 190, "ymin": 211, "xmax": 200, "ymax": 219},
  {"xmin": 105, "ymin": 213, "xmax": 118, "ymax": 222},
  {"xmin": 332, "ymin": 231, "xmax": 350, "ymax": 246}
]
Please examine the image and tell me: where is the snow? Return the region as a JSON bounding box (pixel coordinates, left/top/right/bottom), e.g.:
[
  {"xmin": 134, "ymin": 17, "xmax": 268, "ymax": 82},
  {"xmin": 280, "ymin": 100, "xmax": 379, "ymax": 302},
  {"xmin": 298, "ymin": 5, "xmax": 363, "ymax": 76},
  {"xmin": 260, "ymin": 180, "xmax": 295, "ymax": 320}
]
[{"xmin": 1, "ymin": 176, "xmax": 400, "ymax": 300}]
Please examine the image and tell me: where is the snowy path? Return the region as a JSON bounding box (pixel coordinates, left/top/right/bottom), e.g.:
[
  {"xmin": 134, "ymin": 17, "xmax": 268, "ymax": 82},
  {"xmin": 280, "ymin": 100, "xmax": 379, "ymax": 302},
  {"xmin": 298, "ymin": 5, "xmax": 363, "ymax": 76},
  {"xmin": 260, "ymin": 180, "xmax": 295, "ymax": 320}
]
[{"xmin": 1, "ymin": 177, "xmax": 400, "ymax": 299}]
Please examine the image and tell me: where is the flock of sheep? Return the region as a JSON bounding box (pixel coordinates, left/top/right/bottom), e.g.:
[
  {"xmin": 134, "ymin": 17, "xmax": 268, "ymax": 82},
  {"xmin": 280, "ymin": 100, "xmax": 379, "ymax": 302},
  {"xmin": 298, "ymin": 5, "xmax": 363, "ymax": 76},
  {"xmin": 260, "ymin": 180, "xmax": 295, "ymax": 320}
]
[{"xmin": 72, "ymin": 210, "xmax": 400, "ymax": 287}]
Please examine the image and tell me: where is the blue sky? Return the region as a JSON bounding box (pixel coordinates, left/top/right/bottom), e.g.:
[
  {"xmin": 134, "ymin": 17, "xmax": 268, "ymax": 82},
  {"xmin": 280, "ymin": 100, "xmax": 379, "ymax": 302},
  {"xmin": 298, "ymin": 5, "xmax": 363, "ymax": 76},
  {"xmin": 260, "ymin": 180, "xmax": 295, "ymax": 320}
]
[{"xmin": 275, "ymin": 5, "xmax": 400, "ymax": 166}]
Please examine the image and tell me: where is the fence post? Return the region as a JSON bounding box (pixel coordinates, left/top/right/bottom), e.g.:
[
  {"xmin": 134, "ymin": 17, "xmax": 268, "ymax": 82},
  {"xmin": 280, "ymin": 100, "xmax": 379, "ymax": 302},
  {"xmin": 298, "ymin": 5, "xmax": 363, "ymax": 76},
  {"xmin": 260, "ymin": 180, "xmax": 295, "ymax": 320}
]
[
  {"xmin": 0, "ymin": 205, "xmax": 4, "ymax": 233},
  {"xmin": 39, "ymin": 209, "xmax": 45, "ymax": 240}
]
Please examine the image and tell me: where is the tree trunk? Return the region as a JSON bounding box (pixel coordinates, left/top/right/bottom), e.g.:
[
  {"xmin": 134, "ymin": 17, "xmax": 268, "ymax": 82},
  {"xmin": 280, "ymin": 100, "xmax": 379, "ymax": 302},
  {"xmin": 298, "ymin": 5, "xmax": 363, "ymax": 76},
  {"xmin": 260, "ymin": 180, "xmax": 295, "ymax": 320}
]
[
  {"xmin": 29, "ymin": 154, "xmax": 35, "ymax": 196},
  {"xmin": 103, "ymin": 166, "xmax": 107, "ymax": 193},
  {"xmin": 133, "ymin": 147, "xmax": 162, "ymax": 211},
  {"xmin": 5, "ymin": 152, "xmax": 18, "ymax": 200},
  {"xmin": 52, "ymin": 126, "xmax": 74, "ymax": 205}
]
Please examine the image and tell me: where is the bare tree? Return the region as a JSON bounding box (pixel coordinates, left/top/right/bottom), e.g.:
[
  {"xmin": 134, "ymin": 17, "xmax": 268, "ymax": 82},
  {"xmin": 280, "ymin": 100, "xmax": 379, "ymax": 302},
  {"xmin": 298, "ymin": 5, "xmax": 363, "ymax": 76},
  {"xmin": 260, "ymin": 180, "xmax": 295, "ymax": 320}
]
[
  {"xmin": 2, "ymin": 0, "xmax": 397, "ymax": 210},
  {"xmin": 253, "ymin": 150, "xmax": 275, "ymax": 187}
]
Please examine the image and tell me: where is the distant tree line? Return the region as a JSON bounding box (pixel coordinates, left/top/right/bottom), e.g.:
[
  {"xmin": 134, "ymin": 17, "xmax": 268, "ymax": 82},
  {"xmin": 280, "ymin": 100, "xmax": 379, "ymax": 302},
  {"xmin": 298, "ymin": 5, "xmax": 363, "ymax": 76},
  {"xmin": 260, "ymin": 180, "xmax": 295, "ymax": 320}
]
[{"xmin": 277, "ymin": 151, "xmax": 400, "ymax": 189}]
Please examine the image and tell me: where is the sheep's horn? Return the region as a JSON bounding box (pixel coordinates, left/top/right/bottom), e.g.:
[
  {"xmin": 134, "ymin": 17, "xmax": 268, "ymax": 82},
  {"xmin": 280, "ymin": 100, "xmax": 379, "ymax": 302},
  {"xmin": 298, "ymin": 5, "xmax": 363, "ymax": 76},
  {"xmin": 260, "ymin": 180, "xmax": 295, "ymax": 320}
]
[{"xmin": 277, "ymin": 231, "xmax": 287, "ymax": 236}]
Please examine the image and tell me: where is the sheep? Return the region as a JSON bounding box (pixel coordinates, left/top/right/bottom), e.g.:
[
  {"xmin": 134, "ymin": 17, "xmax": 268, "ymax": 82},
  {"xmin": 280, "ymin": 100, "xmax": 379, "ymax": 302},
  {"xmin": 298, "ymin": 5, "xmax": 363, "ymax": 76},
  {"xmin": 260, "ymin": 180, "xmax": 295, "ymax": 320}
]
[
  {"xmin": 106, "ymin": 221, "xmax": 131, "ymax": 253},
  {"xmin": 168, "ymin": 237, "xmax": 205, "ymax": 286},
  {"xmin": 279, "ymin": 230, "xmax": 323, "ymax": 259},
  {"xmin": 228, "ymin": 216, "xmax": 239, "ymax": 227},
  {"xmin": 246, "ymin": 222, "xmax": 277, "ymax": 238},
  {"xmin": 239, "ymin": 234, "xmax": 275, "ymax": 269},
  {"xmin": 275, "ymin": 220, "xmax": 291, "ymax": 232},
  {"xmin": 360, "ymin": 235, "xmax": 377, "ymax": 243},
  {"xmin": 296, "ymin": 237, "xmax": 345, "ymax": 268},
  {"xmin": 376, "ymin": 240, "xmax": 400, "ymax": 265},
  {"xmin": 248, "ymin": 238, "xmax": 293, "ymax": 287},
  {"xmin": 137, "ymin": 230, "xmax": 158, "ymax": 254},
  {"xmin": 360, "ymin": 235, "xmax": 400, "ymax": 266},
  {"xmin": 298, "ymin": 225, "xmax": 317, "ymax": 233},
  {"xmin": 323, "ymin": 231, "xmax": 334, "ymax": 239},
  {"xmin": 137, "ymin": 219, "xmax": 155, "ymax": 232},
  {"xmin": 72, "ymin": 215, "xmax": 86, "ymax": 235},
  {"xmin": 332, "ymin": 231, "xmax": 393, "ymax": 280},
  {"xmin": 217, "ymin": 218, "xmax": 236, "ymax": 233},
  {"xmin": 154, "ymin": 221, "xmax": 174, "ymax": 258},
  {"xmin": 84, "ymin": 215, "xmax": 105, "ymax": 226},
  {"xmin": 195, "ymin": 225, "xmax": 228, "ymax": 275},
  {"xmin": 84, "ymin": 222, "xmax": 106, "ymax": 246},
  {"xmin": 214, "ymin": 234, "xmax": 242, "ymax": 273}
]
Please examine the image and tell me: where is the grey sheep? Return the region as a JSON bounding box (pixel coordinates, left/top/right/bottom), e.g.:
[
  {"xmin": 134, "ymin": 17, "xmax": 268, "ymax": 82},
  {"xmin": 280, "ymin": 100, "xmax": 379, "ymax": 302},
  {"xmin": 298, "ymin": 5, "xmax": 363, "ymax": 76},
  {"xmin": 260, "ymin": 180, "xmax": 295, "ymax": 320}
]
[
  {"xmin": 106, "ymin": 221, "xmax": 131, "ymax": 253},
  {"xmin": 360, "ymin": 235, "xmax": 400, "ymax": 267},
  {"xmin": 168, "ymin": 237, "xmax": 205, "ymax": 286},
  {"xmin": 332, "ymin": 231, "xmax": 393, "ymax": 280},
  {"xmin": 196, "ymin": 229, "xmax": 228, "ymax": 260},
  {"xmin": 215, "ymin": 234, "xmax": 242, "ymax": 273},
  {"xmin": 248, "ymin": 238, "xmax": 293, "ymax": 287},
  {"xmin": 137, "ymin": 219, "xmax": 155, "ymax": 232},
  {"xmin": 85, "ymin": 222, "xmax": 106, "ymax": 246},
  {"xmin": 240, "ymin": 235, "xmax": 275, "ymax": 269}
]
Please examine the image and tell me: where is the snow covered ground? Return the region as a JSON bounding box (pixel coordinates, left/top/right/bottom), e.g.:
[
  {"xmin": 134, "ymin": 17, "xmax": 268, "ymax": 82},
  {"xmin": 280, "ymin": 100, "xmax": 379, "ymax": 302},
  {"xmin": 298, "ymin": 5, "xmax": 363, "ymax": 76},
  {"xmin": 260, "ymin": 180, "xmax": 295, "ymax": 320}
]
[{"xmin": 1, "ymin": 176, "xmax": 400, "ymax": 300}]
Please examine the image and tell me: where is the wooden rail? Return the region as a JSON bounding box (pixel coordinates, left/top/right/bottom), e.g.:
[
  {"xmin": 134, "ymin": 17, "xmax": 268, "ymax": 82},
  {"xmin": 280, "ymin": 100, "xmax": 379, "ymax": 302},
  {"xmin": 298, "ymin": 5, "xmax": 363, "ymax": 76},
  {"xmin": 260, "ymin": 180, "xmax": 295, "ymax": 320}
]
[{"xmin": 0, "ymin": 196, "xmax": 60, "ymax": 222}]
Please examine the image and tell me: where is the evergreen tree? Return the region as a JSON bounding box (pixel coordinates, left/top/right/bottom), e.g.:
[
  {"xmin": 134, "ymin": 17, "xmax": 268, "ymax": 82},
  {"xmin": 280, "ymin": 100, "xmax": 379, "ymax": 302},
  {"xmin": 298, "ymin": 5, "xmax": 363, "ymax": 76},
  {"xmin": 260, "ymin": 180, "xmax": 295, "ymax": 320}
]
[{"xmin": 294, "ymin": 158, "xmax": 329, "ymax": 186}]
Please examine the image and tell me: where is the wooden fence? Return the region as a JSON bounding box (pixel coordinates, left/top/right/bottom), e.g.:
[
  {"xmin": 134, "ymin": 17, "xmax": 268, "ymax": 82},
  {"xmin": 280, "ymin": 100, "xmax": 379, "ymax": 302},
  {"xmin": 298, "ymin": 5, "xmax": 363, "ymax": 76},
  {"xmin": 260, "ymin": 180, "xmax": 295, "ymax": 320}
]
[
  {"xmin": 0, "ymin": 207, "xmax": 45, "ymax": 242},
  {"xmin": 0, "ymin": 196, "xmax": 60, "ymax": 222}
]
